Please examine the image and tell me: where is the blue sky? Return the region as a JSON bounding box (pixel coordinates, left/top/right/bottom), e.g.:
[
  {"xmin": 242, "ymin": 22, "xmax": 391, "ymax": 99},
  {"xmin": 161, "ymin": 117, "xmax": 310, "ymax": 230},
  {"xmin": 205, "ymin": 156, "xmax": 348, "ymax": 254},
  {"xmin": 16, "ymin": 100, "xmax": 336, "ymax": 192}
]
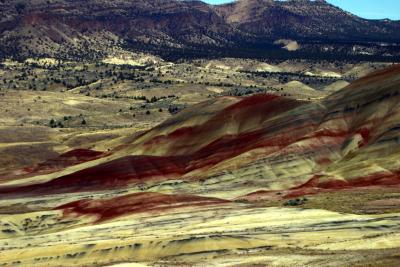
[{"xmin": 204, "ymin": 0, "xmax": 400, "ymax": 20}]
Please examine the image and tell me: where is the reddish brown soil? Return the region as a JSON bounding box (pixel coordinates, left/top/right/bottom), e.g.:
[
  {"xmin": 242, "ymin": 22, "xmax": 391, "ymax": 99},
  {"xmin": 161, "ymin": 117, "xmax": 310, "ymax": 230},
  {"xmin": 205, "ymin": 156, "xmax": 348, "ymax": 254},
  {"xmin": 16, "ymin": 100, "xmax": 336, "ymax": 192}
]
[
  {"xmin": 285, "ymin": 171, "xmax": 400, "ymax": 198},
  {"xmin": 0, "ymin": 155, "xmax": 189, "ymax": 196},
  {"xmin": 58, "ymin": 192, "xmax": 230, "ymax": 222},
  {"xmin": 20, "ymin": 149, "xmax": 106, "ymax": 176}
]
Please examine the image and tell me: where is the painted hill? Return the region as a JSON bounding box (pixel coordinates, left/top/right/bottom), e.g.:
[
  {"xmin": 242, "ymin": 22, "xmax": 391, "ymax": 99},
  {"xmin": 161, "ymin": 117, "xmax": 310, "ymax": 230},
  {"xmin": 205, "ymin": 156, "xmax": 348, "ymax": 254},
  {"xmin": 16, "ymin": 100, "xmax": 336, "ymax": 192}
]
[
  {"xmin": 1, "ymin": 65, "xmax": 400, "ymax": 198},
  {"xmin": 1, "ymin": 65, "xmax": 400, "ymax": 266}
]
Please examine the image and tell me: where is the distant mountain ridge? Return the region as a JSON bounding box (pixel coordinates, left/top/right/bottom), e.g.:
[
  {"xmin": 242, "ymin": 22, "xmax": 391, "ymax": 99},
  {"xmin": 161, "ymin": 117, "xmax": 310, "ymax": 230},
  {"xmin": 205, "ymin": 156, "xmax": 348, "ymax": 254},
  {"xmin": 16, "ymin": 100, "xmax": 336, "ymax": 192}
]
[{"xmin": 0, "ymin": 0, "xmax": 399, "ymax": 60}]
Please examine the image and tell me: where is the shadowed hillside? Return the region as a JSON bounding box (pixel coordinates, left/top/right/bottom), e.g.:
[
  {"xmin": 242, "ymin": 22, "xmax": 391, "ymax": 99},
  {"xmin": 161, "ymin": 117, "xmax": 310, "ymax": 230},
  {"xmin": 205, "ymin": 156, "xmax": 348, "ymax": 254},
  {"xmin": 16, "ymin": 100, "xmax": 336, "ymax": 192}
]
[{"xmin": 1, "ymin": 0, "xmax": 400, "ymax": 61}]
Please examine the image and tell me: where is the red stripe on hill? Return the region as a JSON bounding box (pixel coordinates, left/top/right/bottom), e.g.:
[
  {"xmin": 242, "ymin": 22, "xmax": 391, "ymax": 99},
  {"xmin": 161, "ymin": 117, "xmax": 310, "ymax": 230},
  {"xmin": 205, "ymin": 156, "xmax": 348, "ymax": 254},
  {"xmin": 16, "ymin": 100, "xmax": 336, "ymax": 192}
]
[{"xmin": 58, "ymin": 192, "xmax": 230, "ymax": 222}]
